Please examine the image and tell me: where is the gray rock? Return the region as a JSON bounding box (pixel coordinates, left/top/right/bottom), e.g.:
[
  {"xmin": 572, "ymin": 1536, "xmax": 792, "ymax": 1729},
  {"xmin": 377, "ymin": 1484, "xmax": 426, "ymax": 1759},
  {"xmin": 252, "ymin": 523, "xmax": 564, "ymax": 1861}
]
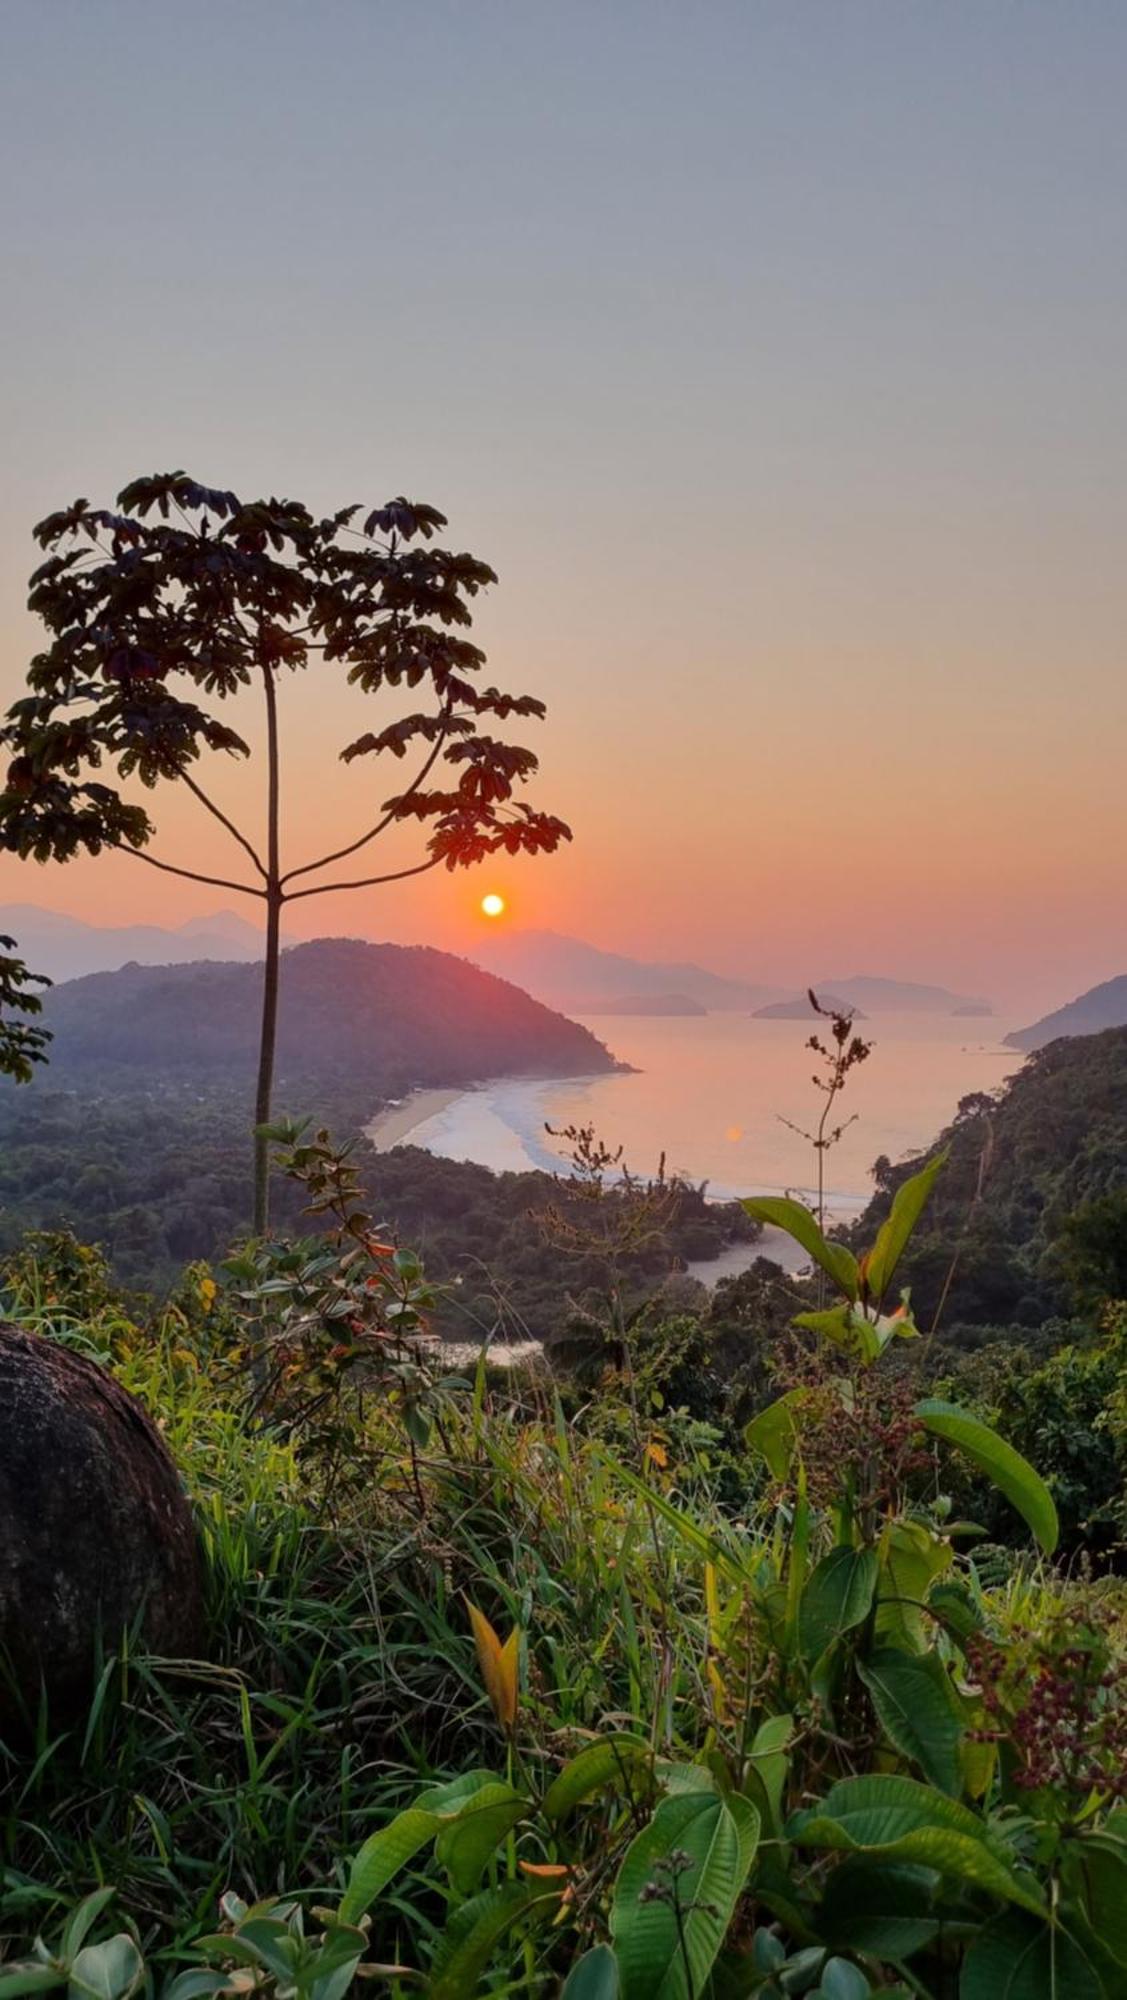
[{"xmin": 0, "ymin": 1325, "xmax": 203, "ymax": 1717}]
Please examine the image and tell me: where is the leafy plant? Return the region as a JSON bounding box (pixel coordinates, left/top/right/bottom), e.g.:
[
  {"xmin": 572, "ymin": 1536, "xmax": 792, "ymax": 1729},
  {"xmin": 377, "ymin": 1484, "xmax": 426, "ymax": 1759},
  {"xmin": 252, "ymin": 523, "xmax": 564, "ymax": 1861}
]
[
  {"xmin": 0, "ymin": 938, "xmax": 50, "ymax": 1085},
  {"xmin": 223, "ymin": 1120, "xmax": 463, "ymax": 1502}
]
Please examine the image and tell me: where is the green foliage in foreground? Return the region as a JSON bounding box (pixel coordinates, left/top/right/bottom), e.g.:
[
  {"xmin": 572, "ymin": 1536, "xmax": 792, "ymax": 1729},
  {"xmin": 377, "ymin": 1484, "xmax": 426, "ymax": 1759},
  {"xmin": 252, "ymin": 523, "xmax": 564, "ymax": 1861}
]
[
  {"xmin": 2, "ymin": 1153, "xmax": 1127, "ymax": 1997},
  {"xmin": 0, "ymin": 1083, "xmax": 754, "ymax": 1322}
]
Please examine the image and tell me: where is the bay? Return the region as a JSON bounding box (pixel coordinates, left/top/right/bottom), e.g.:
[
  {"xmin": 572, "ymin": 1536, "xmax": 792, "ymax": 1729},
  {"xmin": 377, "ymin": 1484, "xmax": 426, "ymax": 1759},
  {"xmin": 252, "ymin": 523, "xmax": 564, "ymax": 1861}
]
[{"xmin": 369, "ymin": 1010, "xmax": 1022, "ymax": 1217}]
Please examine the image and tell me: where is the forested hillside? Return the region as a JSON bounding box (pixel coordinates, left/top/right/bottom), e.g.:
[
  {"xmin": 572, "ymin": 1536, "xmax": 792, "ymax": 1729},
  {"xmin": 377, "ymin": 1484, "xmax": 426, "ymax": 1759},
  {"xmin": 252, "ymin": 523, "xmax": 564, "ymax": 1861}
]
[
  {"xmin": 41, "ymin": 938, "xmax": 619, "ymax": 1096},
  {"xmin": 0, "ymin": 1082, "xmax": 754, "ymax": 1317},
  {"xmin": 852, "ymin": 1023, "xmax": 1127, "ymax": 1332}
]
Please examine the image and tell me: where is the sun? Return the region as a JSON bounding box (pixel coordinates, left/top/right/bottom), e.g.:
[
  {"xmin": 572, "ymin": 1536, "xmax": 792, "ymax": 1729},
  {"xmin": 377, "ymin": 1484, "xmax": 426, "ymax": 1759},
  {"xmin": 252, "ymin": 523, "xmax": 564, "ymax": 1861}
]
[{"xmin": 480, "ymin": 893, "xmax": 506, "ymax": 919}]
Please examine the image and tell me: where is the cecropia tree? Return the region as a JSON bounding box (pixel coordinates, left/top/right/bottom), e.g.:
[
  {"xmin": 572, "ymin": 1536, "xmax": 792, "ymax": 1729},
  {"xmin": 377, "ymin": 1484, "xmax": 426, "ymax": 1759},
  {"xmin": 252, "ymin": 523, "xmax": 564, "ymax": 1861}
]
[{"xmin": 0, "ymin": 474, "xmax": 570, "ymax": 1227}]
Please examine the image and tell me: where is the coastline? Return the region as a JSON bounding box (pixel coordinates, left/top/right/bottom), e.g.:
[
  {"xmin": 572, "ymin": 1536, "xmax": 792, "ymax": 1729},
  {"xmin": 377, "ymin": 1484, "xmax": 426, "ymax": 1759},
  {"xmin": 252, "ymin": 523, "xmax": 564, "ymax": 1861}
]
[
  {"xmin": 364, "ymin": 1078, "xmax": 858, "ymax": 1288},
  {"xmin": 366, "ymin": 1087, "xmax": 467, "ymax": 1150}
]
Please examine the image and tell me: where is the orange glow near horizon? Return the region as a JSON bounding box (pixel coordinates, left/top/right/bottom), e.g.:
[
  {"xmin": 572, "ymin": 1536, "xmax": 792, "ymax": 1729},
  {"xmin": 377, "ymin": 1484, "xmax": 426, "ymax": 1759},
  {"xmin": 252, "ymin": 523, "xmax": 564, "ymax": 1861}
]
[{"xmin": 481, "ymin": 893, "xmax": 506, "ymax": 919}]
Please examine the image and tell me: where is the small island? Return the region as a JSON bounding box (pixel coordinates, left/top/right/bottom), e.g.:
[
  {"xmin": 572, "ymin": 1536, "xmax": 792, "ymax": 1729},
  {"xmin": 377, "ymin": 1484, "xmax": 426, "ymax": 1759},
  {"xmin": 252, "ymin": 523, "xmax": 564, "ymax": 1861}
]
[{"xmin": 753, "ymin": 993, "xmax": 867, "ymax": 1020}]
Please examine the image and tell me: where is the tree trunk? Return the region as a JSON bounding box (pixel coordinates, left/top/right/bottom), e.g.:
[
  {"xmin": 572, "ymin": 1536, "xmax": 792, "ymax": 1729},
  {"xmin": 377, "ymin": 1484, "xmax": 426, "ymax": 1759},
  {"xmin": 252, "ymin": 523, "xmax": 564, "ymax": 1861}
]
[
  {"xmin": 253, "ymin": 665, "xmax": 282, "ymax": 1234},
  {"xmin": 253, "ymin": 887, "xmax": 282, "ymax": 1233}
]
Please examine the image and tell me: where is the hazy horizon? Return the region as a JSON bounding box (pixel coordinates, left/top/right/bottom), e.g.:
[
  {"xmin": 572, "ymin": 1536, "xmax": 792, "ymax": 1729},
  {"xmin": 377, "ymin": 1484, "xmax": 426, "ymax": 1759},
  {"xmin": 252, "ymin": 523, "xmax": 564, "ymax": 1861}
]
[
  {"xmin": 3, "ymin": 3, "xmax": 1125, "ymax": 1017},
  {"xmin": 0, "ymin": 893, "xmax": 1094, "ymax": 1023}
]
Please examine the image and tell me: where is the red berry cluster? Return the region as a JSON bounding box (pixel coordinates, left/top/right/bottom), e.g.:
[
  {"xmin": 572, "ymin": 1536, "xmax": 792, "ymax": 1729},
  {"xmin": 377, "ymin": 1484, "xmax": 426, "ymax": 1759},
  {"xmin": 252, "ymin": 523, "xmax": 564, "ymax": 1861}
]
[
  {"xmin": 784, "ymin": 1367, "xmax": 933, "ymax": 1515},
  {"xmin": 967, "ymin": 1618, "xmax": 1127, "ymax": 1811}
]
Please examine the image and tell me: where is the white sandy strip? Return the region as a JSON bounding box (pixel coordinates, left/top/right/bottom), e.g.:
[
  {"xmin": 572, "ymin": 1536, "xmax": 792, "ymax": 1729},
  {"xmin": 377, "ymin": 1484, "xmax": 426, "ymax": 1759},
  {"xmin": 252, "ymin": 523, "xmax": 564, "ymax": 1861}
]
[{"xmin": 365, "ymin": 1087, "xmax": 467, "ymax": 1150}]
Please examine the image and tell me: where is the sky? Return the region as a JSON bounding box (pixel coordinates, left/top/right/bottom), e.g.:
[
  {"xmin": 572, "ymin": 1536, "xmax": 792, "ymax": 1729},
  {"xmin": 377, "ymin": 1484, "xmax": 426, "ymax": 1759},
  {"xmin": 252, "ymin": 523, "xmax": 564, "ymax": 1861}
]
[{"xmin": 1, "ymin": 1, "xmax": 1124, "ymax": 1015}]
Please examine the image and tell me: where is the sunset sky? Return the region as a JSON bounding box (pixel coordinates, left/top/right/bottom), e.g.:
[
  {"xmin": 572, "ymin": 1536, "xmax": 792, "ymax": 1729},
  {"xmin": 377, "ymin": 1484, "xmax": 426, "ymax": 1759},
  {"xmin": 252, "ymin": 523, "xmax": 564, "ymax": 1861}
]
[{"xmin": 2, "ymin": 3, "xmax": 1124, "ymax": 1015}]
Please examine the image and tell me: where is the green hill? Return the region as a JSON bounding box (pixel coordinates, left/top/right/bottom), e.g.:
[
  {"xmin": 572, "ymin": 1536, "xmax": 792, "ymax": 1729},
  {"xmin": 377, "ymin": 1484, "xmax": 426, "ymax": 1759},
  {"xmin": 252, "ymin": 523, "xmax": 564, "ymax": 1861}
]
[
  {"xmin": 850, "ymin": 1025, "xmax": 1127, "ymax": 1333},
  {"xmin": 1006, "ymin": 973, "xmax": 1127, "ymax": 1051},
  {"xmin": 40, "ymin": 937, "xmax": 620, "ymax": 1101}
]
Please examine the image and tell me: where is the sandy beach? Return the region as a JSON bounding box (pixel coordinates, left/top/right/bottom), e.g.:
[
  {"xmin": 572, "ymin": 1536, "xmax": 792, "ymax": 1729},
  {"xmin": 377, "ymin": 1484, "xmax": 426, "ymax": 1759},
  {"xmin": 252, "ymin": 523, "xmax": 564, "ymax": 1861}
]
[{"xmin": 366, "ymin": 1087, "xmax": 466, "ymax": 1150}]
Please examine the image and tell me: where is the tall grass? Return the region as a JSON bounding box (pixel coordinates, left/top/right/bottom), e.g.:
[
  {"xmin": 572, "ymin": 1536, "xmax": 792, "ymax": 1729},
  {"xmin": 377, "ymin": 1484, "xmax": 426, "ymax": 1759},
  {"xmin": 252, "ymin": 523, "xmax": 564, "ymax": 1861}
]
[{"xmin": 0, "ymin": 1290, "xmax": 757, "ymax": 1974}]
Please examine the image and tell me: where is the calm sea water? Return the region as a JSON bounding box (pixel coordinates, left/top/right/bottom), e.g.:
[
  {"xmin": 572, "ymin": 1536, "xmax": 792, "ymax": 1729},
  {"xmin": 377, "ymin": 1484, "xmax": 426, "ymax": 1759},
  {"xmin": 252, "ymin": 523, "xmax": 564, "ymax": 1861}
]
[{"xmin": 391, "ymin": 1011, "xmax": 1023, "ymax": 1212}]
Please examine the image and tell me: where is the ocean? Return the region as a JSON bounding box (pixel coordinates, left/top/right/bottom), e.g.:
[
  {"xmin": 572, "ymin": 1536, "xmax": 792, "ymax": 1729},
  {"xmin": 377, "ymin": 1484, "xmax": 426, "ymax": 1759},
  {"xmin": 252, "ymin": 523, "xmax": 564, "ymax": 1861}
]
[{"xmin": 371, "ymin": 1009, "xmax": 1022, "ymax": 1217}]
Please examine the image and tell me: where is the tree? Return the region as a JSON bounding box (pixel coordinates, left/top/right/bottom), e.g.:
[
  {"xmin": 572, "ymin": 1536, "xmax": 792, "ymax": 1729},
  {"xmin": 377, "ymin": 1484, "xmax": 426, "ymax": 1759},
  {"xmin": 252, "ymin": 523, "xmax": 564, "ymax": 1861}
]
[
  {"xmin": 0, "ymin": 938, "xmax": 51, "ymax": 1083},
  {"xmin": 0, "ymin": 473, "xmax": 570, "ymax": 1228},
  {"xmin": 1055, "ymin": 1189, "xmax": 1127, "ymax": 1309}
]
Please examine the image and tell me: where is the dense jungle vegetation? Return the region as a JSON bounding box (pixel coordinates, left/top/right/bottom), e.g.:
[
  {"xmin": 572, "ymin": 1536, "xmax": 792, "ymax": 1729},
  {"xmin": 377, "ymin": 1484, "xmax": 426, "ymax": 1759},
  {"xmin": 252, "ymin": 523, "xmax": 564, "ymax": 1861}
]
[
  {"xmin": 1, "ymin": 1044, "xmax": 1127, "ymax": 1998},
  {"xmin": 0, "ymin": 1085, "xmax": 755, "ymax": 1319},
  {"xmin": 854, "ymin": 1023, "xmax": 1127, "ymax": 1334}
]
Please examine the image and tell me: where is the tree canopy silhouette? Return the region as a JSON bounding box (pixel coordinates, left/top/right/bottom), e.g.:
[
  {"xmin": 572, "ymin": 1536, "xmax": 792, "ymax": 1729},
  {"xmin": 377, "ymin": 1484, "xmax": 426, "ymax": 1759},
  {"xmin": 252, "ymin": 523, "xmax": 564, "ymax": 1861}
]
[
  {"xmin": 0, "ymin": 939, "xmax": 51, "ymax": 1084},
  {"xmin": 0, "ymin": 473, "xmax": 570, "ymax": 1225}
]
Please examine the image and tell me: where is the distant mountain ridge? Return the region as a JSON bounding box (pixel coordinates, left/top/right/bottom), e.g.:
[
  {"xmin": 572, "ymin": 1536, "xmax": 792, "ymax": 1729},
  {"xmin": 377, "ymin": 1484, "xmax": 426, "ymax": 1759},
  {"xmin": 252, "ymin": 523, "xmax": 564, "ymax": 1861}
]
[
  {"xmin": 812, "ymin": 976, "xmax": 992, "ymax": 1015},
  {"xmin": 39, "ymin": 937, "xmax": 620, "ymax": 1100},
  {"xmin": 471, "ymin": 928, "xmax": 783, "ymax": 1012},
  {"xmin": 1006, "ymin": 975, "xmax": 1127, "ymax": 1052},
  {"xmin": 0, "ymin": 903, "xmax": 271, "ymax": 981}
]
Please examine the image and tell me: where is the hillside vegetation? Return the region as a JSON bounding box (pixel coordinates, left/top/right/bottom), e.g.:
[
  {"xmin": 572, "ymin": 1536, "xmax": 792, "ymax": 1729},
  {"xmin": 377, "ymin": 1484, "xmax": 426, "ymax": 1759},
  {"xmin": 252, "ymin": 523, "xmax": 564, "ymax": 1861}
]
[
  {"xmin": 853, "ymin": 1023, "xmax": 1127, "ymax": 1332},
  {"xmin": 4, "ymin": 960, "xmax": 1127, "ymax": 1996},
  {"xmin": 1, "ymin": 1120, "xmax": 1126, "ymax": 1999},
  {"xmin": 41, "ymin": 938, "xmax": 618, "ymax": 1097}
]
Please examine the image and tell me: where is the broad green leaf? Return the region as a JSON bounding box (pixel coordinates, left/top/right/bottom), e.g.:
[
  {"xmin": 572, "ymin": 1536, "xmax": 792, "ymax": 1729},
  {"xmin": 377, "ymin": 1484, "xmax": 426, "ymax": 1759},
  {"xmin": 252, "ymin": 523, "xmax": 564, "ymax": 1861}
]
[
  {"xmin": 818, "ymin": 1857, "xmax": 940, "ymax": 1961},
  {"xmin": 309, "ymin": 1954, "xmax": 365, "ymax": 2000},
  {"xmin": 1061, "ymin": 1831, "xmax": 1127, "ymax": 1968},
  {"xmin": 339, "ymin": 1807, "xmax": 446, "ymax": 1923},
  {"xmin": 874, "ymin": 1520, "xmax": 953, "ymax": 1652},
  {"xmin": 611, "ymin": 1792, "xmax": 760, "ymax": 2000},
  {"xmin": 221, "ymin": 1921, "xmax": 295, "ymax": 1985},
  {"xmin": 929, "ymin": 1580, "xmax": 985, "ymax": 1643},
  {"xmin": 746, "ymin": 1713, "xmax": 793, "ymax": 1829},
  {"xmin": 0, "ymin": 1972, "xmax": 67, "ymax": 1999},
  {"xmin": 740, "ymin": 1196, "xmax": 859, "ymax": 1301},
  {"xmin": 798, "ymin": 1547, "xmax": 878, "ymax": 1663},
  {"xmin": 414, "ymin": 1769, "xmax": 507, "ymax": 1814},
  {"xmin": 915, "ymin": 1402, "xmax": 1059, "ymax": 1554},
  {"xmin": 787, "ymin": 1775, "xmax": 1044, "ymax": 1916},
  {"xmin": 161, "ymin": 1976, "xmax": 228, "ymax": 2000},
  {"xmin": 863, "ymin": 1151, "xmax": 947, "ymax": 1302},
  {"xmin": 434, "ymin": 1782, "xmax": 528, "ymax": 1893},
  {"xmin": 60, "ymin": 1890, "xmax": 118, "ymax": 1964},
  {"xmin": 794, "ymin": 1304, "xmax": 881, "ymax": 1364},
  {"xmin": 339, "ymin": 1773, "xmax": 511, "ymax": 1923},
  {"xmin": 543, "ymin": 1734, "xmax": 652, "ymax": 1819},
  {"xmin": 67, "ymin": 1936, "xmax": 143, "ymax": 2000},
  {"xmin": 959, "ymin": 1909, "xmax": 1103, "ymax": 1999},
  {"xmin": 563, "ymin": 1944, "xmax": 620, "ymax": 1999},
  {"xmin": 427, "ymin": 1880, "xmax": 559, "ymax": 2000},
  {"xmin": 858, "ymin": 1647, "xmax": 965, "ymax": 1796},
  {"xmin": 819, "ymin": 1961, "xmax": 872, "ymax": 2000},
  {"xmin": 307, "ymin": 1926, "xmax": 369, "ymax": 1980},
  {"xmin": 744, "ymin": 1391, "xmax": 806, "ymax": 1479},
  {"xmin": 656, "ymin": 1760, "xmax": 720, "ymax": 1796}
]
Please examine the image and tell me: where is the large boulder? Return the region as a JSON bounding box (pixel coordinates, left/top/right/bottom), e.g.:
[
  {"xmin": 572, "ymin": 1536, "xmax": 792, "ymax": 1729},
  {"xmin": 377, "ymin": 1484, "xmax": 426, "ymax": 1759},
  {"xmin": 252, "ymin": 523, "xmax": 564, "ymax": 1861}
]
[{"xmin": 0, "ymin": 1325, "xmax": 203, "ymax": 1715}]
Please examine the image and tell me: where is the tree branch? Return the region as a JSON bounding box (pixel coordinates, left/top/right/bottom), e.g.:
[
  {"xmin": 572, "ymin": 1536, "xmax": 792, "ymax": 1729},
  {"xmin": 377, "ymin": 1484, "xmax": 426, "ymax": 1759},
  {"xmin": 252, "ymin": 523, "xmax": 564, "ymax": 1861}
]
[
  {"xmin": 114, "ymin": 844, "xmax": 267, "ymax": 900},
  {"xmin": 282, "ymin": 854, "xmax": 444, "ymax": 902},
  {"xmin": 181, "ymin": 770, "xmax": 268, "ymax": 878},
  {"xmin": 280, "ymin": 723, "xmax": 450, "ymax": 887}
]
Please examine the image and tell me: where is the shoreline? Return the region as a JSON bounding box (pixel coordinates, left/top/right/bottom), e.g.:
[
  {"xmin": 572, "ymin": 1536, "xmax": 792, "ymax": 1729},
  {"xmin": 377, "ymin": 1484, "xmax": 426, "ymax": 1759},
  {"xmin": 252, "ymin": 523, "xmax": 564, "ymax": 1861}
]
[
  {"xmin": 366, "ymin": 1086, "xmax": 467, "ymax": 1150},
  {"xmin": 365, "ymin": 1079, "xmax": 862, "ymax": 1289}
]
